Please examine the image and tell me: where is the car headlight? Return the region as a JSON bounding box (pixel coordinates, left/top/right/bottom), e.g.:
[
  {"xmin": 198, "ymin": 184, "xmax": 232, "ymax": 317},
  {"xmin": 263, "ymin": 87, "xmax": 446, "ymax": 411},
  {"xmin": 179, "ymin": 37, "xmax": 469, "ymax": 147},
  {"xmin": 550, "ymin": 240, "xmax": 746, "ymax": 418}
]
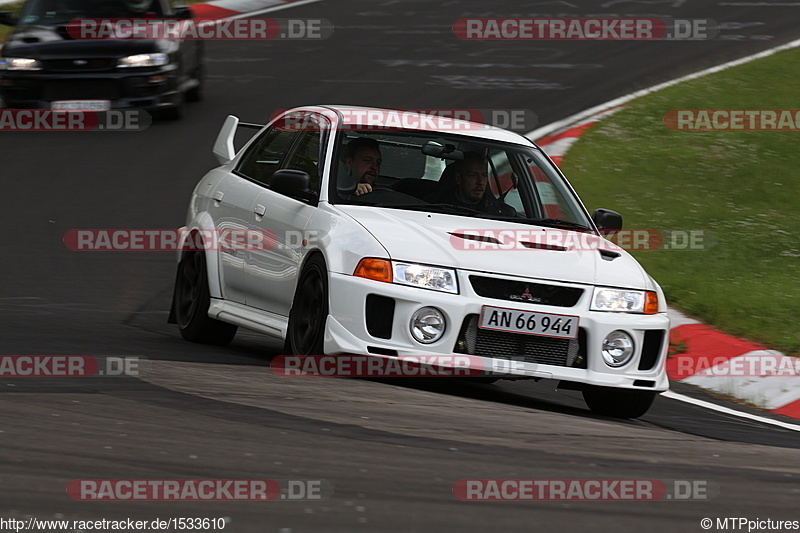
[
  {"xmin": 393, "ymin": 262, "xmax": 457, "ymax": 294},
  {"xmin": 117, "ymin": 53, "xmax": 169, "ymax": 68},
  {"xmin": 354, "ymin": 259, "xmax": 458, "ymax": 294},
  {"xmin": 590, "ymin": 287, "xmax": 658, "ymax": 314},
  {"xmin": 1, "ymin": 58, "xmax": 43, "ymax": 71}
]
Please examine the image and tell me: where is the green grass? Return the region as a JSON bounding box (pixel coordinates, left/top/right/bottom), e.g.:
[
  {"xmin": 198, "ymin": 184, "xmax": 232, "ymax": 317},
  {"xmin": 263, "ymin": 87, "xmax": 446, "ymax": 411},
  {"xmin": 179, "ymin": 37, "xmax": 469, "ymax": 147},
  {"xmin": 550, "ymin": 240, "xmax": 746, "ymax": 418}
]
[{"xmin": 561, "ymin": 48, "xmax": 800, "ymax": 354}]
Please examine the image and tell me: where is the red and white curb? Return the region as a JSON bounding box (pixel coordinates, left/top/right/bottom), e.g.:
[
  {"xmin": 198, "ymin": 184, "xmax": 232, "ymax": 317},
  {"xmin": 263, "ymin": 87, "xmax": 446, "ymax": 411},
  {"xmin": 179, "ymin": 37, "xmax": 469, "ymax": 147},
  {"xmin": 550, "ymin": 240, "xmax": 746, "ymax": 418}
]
[
  {"xmin": 189, "ymin": 0, "xmax": 320, "ymax": 19},
  {"xmin": 667, "ymin": 310, "xmax": 800, "ymax": 418},
  {"xmin": 533, "ymin": 107, "xmax": 623, "ymax": 166},
  {"xmin": 528, "ymin": 47, "xmax": 800, "ymax": 423}
]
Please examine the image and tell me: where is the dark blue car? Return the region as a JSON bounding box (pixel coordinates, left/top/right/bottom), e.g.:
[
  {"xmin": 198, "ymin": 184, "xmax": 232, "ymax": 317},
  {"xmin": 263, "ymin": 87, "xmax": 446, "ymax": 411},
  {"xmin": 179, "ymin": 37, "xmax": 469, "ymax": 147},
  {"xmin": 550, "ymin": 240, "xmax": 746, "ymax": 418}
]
[{"xmin": 0, "ymin": 0, "xmax": 203, "ymax": 119}]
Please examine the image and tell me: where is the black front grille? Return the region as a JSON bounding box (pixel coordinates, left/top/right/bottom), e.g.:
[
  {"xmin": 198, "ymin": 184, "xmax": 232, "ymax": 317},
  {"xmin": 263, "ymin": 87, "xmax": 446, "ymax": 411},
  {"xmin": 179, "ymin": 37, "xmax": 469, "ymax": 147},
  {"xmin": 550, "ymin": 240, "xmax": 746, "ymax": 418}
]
[
  {"xmin": 365, "ymin": 294, "xmax": 395, "ymax": 339},
  {"xmin": 469, "ymin": 275, "xmax": 583, "ymax": 307},
  {"xmin": 455, "ymin": 314, "xmax": 587, "ymax": 368},
  {"xmin": 45, "ymin": 59, "xmax": 116, "ymax": 72},
  {"xmin": 43, "ymin": 79, "xmax": 120, "ymax": 101}
]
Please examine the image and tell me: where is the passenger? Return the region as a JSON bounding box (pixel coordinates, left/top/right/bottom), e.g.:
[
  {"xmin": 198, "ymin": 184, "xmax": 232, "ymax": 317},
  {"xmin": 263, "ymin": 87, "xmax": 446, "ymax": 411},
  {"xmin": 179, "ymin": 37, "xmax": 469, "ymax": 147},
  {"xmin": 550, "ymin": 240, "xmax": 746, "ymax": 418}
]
[{"xmin": 344, "ymin": 137, "xmax": 382, "ymax": 196}]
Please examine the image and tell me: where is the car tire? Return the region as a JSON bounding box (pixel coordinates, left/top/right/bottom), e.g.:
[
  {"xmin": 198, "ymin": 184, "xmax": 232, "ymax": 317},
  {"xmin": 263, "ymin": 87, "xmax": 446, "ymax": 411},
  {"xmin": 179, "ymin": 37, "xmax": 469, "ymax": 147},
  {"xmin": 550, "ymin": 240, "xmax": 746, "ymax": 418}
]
[
  {"xmin": 286, "ymin": 254, "xmax": 328, "ymax": 355},
  {"xmin": 186, "ymin": 66, "xmax": 204, "ymax": 103},
  {"xmin": 582, "ymin": 386, "xmax": 656, "ymax": 419},
  {"xmin": 173, "ymin": 250, "xmax": 237, "ymax": 345},
  {"xmin": 162, "ymin": 91, "xmax": 185, "ymax": 120}
]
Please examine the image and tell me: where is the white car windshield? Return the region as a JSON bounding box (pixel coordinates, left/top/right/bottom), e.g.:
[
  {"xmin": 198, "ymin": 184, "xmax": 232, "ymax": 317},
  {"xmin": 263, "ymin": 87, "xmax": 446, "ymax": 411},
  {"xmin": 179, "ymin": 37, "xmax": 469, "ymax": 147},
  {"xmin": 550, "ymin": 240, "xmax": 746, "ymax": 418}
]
[{"xmin": 330, "ymin": 129, "xmax": 594, "ymax": 231}]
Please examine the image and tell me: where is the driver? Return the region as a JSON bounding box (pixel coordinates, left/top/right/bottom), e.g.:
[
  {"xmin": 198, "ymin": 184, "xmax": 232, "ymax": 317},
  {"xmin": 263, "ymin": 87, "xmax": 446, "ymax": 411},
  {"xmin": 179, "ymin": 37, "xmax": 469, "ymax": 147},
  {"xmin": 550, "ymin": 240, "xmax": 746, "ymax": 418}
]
[
  {"xmin": 344, "ymin": 137, "xmax": 382, "ymax": 196},
  {"xmin": 441, "ymin": 152, "xmax": 516, "ymax": 216}
]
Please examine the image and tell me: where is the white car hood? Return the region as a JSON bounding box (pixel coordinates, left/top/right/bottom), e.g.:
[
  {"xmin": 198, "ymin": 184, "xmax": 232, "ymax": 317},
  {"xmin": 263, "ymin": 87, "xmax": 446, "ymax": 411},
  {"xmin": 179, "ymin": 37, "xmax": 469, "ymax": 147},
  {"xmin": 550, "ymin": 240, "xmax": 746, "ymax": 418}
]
[{"xmin": 336, "ymin": 205, "xmax": 653, "ymax": 290}]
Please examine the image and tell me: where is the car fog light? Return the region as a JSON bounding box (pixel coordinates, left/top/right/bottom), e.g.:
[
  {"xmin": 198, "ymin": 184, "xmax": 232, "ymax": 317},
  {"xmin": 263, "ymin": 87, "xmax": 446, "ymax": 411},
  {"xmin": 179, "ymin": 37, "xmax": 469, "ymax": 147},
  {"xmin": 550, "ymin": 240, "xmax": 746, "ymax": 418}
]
[
  {"xmin": 410, "ymin": 307, "xmax": 445, "ymax": 344},
  {"xmin": 602, "ymin": 330, "xmax": 634, "ymax": 367}
]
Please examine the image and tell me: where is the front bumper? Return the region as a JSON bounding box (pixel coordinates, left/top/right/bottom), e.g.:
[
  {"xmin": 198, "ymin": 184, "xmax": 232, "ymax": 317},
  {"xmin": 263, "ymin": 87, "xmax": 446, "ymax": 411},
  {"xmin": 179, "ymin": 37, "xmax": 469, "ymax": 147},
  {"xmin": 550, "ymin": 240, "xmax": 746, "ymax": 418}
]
[
  {"xmin": 325, "ymin": 270, "xmax": 670, "ymax": 392},
  {"xmin": 0, "ymin": 66, "xmax": 181, "ymax": 111}
]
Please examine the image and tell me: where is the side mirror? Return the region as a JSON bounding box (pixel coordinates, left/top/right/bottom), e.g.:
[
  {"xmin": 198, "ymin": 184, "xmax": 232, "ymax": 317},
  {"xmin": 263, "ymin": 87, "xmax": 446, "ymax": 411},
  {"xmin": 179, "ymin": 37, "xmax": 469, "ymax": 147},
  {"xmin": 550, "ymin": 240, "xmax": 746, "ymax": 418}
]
[
  {"xmin": 173, "ymin": 6, "xmax": 193, "ymax": 19},
  {"xmin": 0, "ymin": 11, "xmax": 17, "ymax": 26},
  {"xmin": 592, "ymin": 208, "xmax": 623, "ymax": 236},
  {"xmin": 271, "ymin": 169, "xmax": 318, "ymax": 205}
]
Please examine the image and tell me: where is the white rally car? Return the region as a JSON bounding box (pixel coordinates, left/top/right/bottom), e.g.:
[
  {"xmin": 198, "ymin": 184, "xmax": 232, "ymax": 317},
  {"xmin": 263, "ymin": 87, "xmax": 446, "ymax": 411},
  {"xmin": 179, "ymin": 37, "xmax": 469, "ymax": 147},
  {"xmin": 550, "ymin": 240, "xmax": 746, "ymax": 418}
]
[{"xmin": 169, "ymin": 105, "xmax": 670, "ymax": 418}]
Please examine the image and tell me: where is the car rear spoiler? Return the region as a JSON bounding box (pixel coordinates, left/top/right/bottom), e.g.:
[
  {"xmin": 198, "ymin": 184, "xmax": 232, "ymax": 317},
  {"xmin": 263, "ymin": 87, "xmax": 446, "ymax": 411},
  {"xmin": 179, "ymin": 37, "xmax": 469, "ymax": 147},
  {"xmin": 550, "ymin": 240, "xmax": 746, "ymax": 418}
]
[{"xmin": 212, "ymin": 115, "xmax": 264, "ymax": 165}]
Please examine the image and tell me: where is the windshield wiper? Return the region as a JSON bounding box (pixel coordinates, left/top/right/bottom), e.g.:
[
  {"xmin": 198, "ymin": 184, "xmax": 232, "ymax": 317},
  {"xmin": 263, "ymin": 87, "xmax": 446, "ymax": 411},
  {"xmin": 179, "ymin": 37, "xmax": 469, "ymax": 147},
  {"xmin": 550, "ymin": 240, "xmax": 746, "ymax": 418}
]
[
  {"xmin": 526, "ymin": 218, "xmax": 592, "ymax": 231},
  {"xmin": 380, "ymin": 203, "xmax": 489, "ymax": 216}
]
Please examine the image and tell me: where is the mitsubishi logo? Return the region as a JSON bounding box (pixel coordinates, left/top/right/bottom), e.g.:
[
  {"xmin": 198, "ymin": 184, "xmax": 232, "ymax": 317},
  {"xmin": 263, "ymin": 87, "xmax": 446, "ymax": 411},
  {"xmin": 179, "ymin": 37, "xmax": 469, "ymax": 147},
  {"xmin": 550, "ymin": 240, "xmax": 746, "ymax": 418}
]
[{"xmin": 510, "ymin": 287, "xmax": 541, "ymax": 302}]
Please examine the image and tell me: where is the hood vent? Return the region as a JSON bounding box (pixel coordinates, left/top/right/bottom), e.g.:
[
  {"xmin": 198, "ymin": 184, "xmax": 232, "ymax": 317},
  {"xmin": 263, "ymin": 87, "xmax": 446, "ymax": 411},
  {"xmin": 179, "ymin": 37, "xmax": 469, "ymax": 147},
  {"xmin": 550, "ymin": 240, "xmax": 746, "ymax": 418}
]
[
  {"xmin": 520, "ymin": 241, "xmax": 567, "ymax": 252},
  {"xmin": 450, "ymin": 232, "xmax": 502, "ymax": 245},
  {"xmin": 598, "ymin": 249, "xmax": 621, "ymax": 261}
]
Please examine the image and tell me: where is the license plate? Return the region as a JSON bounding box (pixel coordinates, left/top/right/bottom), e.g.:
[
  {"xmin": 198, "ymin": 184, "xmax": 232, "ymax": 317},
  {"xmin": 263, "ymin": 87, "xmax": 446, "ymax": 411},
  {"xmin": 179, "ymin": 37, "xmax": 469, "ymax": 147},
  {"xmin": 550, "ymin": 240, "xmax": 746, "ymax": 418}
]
[
  {"xmin": 52, "ymin": 100, "xmax": 111, "ymax": 111},
  {"xmin": 479, "ymin": 305, "xmax": 579, "ymax": 339}
]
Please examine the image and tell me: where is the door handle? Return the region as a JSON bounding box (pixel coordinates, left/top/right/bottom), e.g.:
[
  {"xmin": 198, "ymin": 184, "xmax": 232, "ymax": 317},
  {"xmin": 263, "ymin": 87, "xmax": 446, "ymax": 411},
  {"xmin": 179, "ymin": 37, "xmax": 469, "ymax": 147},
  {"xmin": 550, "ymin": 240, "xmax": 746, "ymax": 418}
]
[
  {"xmin": 212, "ymin": 191, "xmax": 224, "ymax": 204},
  {"xmin": 254, "ymin": 204, "xmax": 266, "ymax": 216}
]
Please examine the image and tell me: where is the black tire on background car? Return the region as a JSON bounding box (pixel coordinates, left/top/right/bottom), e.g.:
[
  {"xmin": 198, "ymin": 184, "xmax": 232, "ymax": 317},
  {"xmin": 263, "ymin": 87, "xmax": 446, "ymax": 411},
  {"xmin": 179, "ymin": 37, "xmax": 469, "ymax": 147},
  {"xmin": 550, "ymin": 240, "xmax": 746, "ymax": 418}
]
[
  {"xmin": 161, "ymin": 91, "xmax": 185, "ymax": 120},
  {"xmin": 285, "ymin": 254, "xmax": 328, "ymax": 355},
  {"xmin": 174, "ymin": 250, "xmax": 237, "ymax": 345},
  {"xmin": 186, "ymin": 65, "xmax": 204, "ymax": 103},
  {"xmin": 582, "ymin": 386, "xmax": 657, "ymax": 419}
]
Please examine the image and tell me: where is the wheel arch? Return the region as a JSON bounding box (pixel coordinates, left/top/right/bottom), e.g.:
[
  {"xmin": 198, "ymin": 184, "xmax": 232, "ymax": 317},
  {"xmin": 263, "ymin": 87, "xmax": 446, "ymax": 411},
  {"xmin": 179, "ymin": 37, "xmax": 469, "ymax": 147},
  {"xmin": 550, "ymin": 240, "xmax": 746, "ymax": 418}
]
[
  {"xmin": 296, "ymin": 248, "xmax": 330, "ymax": 291},
  {"xmin": 176, "ymin": 215, "xmax": 223, "ymax": 299}
]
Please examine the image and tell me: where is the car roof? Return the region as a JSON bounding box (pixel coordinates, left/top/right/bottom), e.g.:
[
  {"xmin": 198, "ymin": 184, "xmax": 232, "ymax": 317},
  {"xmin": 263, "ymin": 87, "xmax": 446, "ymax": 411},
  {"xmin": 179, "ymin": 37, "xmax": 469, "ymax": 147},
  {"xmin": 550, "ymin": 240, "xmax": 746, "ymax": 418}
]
[{"xmin": 292, "ymin": 105, "xmax": 537, "ymax": 147}]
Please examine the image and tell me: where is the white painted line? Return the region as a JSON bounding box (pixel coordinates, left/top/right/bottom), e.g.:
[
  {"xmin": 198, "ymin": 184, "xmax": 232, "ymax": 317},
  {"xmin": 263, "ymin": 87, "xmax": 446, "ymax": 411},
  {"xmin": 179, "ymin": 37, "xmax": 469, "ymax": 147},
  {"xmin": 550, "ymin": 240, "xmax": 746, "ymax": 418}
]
[
  {"xmin": 662, "ymin": 390, "xmax": 800, "ymax": 432},
  {"xmin": 667, "ymin": 308, "xmax": 701, "ymax": 327},
  {"xmin": 197, "ymin": 0, "xmax": 325, "ymax": 38},
  {"xmin": 527, "ymin": 36, "xmax": 800, "ymax": 140},
  {"xmin": 226, "ymin": 0, "xmax": 326, "ymax": 19}
]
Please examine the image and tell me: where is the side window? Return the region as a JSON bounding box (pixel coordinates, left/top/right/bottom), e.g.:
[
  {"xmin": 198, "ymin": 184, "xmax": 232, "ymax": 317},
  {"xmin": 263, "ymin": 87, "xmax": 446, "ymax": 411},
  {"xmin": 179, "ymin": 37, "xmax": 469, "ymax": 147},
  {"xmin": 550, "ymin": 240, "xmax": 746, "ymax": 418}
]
[
  {"xmin": 237, "ymin": 127, "xmax": 298, "ymax": 186},
  {"xmin": 283, "ymin": 131, "xmax": 322, "ymax": 192}
]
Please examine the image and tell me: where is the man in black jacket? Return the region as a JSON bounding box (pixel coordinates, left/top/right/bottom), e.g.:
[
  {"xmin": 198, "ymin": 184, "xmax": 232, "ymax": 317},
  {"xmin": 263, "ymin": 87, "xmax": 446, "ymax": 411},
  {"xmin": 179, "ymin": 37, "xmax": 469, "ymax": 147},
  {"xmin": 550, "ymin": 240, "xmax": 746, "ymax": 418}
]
[{"xmin": 436, "ymin": 152, "xmax": 516, "ymax": 216}]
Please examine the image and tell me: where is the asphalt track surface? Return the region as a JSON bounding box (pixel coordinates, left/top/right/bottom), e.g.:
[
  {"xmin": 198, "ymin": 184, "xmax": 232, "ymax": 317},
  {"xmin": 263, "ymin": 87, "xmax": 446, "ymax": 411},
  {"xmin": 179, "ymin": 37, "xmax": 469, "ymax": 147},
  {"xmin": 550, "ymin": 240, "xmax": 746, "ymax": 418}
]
[{"xmin": 2, "ymin": 1, "xmax": 800, "ymax": 531}]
